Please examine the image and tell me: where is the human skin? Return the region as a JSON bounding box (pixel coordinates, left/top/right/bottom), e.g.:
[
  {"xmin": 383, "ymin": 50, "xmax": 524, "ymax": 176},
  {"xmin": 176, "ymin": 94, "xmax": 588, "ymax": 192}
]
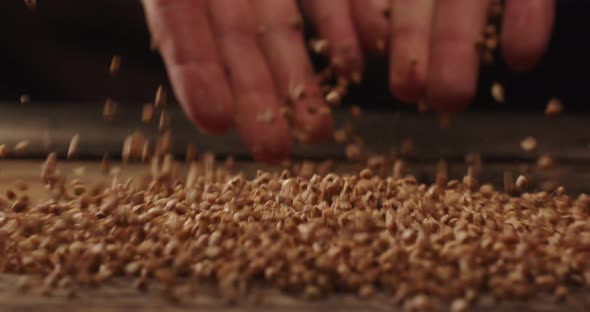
[{"xmin": 141, "ymin": 0, "xmax": 555, "ymax": 162}]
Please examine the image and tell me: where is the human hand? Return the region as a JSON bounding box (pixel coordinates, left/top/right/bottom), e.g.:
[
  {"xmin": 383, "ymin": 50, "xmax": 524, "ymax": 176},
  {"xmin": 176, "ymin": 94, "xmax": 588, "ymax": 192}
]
[
  {"xmin": 142, "ymin": 0, "xmax": 333, "ymax": 162},
  {"xmin": 315, "ymin": 0, "xmax": 555, "ymax": 111}
]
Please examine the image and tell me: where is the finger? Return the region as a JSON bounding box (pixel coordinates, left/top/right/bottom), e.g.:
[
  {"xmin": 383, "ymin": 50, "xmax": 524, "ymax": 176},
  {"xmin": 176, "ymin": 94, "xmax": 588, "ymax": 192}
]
[
  {"xmin": 501, "ymin": 0, "xmax": 555, "ymax": 72},
  {"xmin": 350, "ymin": 0, "xmax": 390, "ymax": 55},
  {"xmin": 141, "ymin": 0, "xmax": 233, "ymax": 133},
  {"xmin": 427, "ymin": 0, "xmax": 490, "ymax": 112},
  {"xmin": 389, "ymin": 0, "xmax": 435, "ymax": 103},
  {"xmin": 250, "ymin": 0, "xmax": 333, "ymax": 144},
  {"xmin": 208, "ymin": 0, "xmax": 292, "ymax": 162},
  {"xmin": 301, "ymin": 0, "xmax": 364, "ymax": 80}
]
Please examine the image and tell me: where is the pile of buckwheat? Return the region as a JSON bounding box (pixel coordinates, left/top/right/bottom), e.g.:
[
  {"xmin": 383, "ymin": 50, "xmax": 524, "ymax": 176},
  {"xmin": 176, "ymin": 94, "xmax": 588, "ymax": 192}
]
[{"xmin": 0, "ymin": 151, "xmax": 588, "ymax": 312}]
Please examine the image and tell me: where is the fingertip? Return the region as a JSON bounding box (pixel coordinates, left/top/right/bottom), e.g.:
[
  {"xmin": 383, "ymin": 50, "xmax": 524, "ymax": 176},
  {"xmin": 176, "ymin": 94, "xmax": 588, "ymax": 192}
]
[
  {"xmin": 170, "ymin": 65, "xmax": 235, "ymax": 134},
  {"xmin": 426, "ymin": 85, "xmax": 473, "ymax": 113},
  {"xmin": 501, "ymin": 0, "xmax": 555, "ymax": 72},
  {"xmin": 183, "ymin": 102, "xmax": 234, "ymax": 135},
  {"xmin": 427, "ymin": 45, "xmax": 478, "ymax": 113},
  {"xmin": 390, "ymin": 62, "xmax": 428, "ymax": 103},
  {"xmin": 427, "ymin": 55, "xmax": 475, "ymax": 113}
]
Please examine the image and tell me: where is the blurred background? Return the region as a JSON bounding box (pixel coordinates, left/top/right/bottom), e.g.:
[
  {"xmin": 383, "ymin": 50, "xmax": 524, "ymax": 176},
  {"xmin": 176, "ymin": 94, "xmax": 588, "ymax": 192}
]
[{"xmin": 0, "ymin": 0, "xmax": 588, "ymax": 112}]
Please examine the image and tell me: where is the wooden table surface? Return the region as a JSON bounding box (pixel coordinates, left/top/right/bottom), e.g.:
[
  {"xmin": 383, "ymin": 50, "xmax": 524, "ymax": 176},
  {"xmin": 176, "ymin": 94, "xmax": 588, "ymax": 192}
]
[{"xmin": 1, "ymin": 103, "xmax": 590, "ymax": 310}]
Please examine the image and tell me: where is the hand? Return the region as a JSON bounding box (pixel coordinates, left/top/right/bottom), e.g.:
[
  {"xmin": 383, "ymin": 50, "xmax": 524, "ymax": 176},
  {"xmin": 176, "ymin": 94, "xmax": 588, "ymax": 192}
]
[
  {"xmin": 142, "ymin": 0, "xmax": 333, "ymax": 162},
  {"xmin": 317, "ymin": 0, "xmax": 555, "ymax": 111}
]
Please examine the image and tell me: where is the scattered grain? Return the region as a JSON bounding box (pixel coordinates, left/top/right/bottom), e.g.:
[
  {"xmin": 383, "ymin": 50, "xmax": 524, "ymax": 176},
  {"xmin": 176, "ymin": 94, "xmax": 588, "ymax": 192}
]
[
  {"xmin": 350, "ymin": 105, "xmax": 362, "ymax": 118},
  {"xmin": 520, "ymin": 136, "xmax": 536, "ymax": 152},
  {"xmin": 491, "ymin": 81, "xmax": 504, "ymax": 103},
  {"xmin": 142, "ymin": 103, "xmax": 154, "ymax": 123},
  {"xmin": 20, "ymin": 94, "xmax": 30, "ymax": 105},
  {"xmin": 67, "ymin": 134, "xmax": 80, "ymax": 159},
  {"xmin": 14, "ymin": 140, "xmax": 30, "ymax": 156},
  {"xmin": 155, "ymin": 85, "xmax": 167, "ymax": 108},
  {"xmin": 103, "ymin": 98, "xmax": 117, "ymax": 121},
  {"xmin": 109, "ymin": 55, "xmax": 121, "ymax": 76},
  {"xmin": 545, "ymin": 98, "xmax": 563, "ymax": 117},
  {"xmin": 537, "ymin": 154, "xmax": 554, "ymax": 170}
]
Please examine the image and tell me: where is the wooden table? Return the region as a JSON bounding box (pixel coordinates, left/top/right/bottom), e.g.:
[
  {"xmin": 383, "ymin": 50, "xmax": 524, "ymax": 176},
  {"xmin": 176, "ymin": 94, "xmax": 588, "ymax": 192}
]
[{"xmin": 1, "ymin": 103, "xmax": 590, "ymax": 311}]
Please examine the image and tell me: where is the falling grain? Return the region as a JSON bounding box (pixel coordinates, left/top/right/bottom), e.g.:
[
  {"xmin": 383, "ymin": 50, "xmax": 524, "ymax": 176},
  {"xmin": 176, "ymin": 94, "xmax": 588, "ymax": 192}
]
[
  {"xmin": 520, "ymin": 136, "xmax": 536, "ymax": 152},
  {"xmin": 14, "ymin": 140, "xmax": 30, "ymax": 156},
  {"xmin": 310, "ymin": 39, "xmax": 329, "ymax": 55},
  {"xmin": 103, "ymin": 98, "xmax": 117, "ymax": 121},
  {"xmin": 0, "ymin": 144, "xmax": 7, "ymax": 158},
  {"xmin": 545, "ymin": 98, "xmax": 563, "ymax": 117},
  {"xmin": 109, "ymin": 55, "xmax": 121, "ymax": 76},
  {"xmin": 67, "ymin": 134, "xmax": 80, "ymax": 160},
  {"xmin": 256, "ymin": 108, "xmax": 275, "ymax": 123},
  {"xmin": 142, "ymin": 103, "xmax": 154, "ymax": 123},
  {"xmin": 155, "ymin": 85, "xmax": 167, "ymax": 108},
  {"xmin": 20, "ymin": 94, "xmax": 30, "ymax": 105},
  {"xmin": 491, "ymin": 81, "xmax": 504, "ymax": 103}
]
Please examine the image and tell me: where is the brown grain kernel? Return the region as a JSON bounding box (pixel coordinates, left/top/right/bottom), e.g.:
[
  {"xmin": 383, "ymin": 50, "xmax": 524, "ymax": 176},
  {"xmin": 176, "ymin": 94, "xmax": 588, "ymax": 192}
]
[
  {"xmin": 516, "ymin": 175, "xmax": 528, "ymax": 190},
  {"xmin": 289, "ymin": 83, "xmax": 305, "ymax": 101},
  {"xmin": 109, "ymin": 55, "xmax": 121, "ymax": 76},
  {"xmin": 317, "ymin": 106, "xmax": 331, "ymax": 116},
  {"xmin": 14, "ymin": 140, "xmax": 30, "ymax": 156},
  {"xmin": 537, "ymin": 154, "xmax": 554, "ymax": 170},
  {"xmin": 142, "ymin": 103, "xmax": 154, "ymax": 123},
  {"xmin": 310, "ymin": 38, "xmax": 329, "ymax": 55},
  {"xmin": 350, "ymin": 105, "xmax": 362, "ymax": 118},
  {"xmin": 0, "ymin": 144, "xmax": 8, "ymax": 158},
  {"xmin": 155, "ymin": 85, "xmax": 167, "ymax": 108},
  {"xmin": 122, "ymin": 136, "xmax": 133, "ymax": 162},
  {"xmin": 303, "ymin": 285, "xmax": 321, "ymax": 299},
  {"xmin": 345, "ymin": 143, "xmax": 362, "ymax": 161},
  {"xmin": 279, "ymin": 106, "xmax": 292, "ymax": 119},
  {"xmin": 20, "ymin": 94, "xmax": 30, "ymax": 105},
  {"xmin": 325, "ymin": 90, "xmax": 341, "ymax": 106},
  {"xmin": 545, "ymin": 98, "xmax": 563, "ymax": 117},
  {"xmin": 256, "ymin": 108, "xmax": 275, "ymax": 123},
  {"xmin": 12, "ymin": 199, "xmax": 27, "ymax": 212},
  {"xmin": 358, "ymin": 284, "xmax": 375, "ymax": 299},
  {"xmin": 520, "ymin": 136, "xmax": 536, "ymax": 152},
  {"xmin": 333, "ymin": 128, "xmax": 348, "ymax": 143},
  {"xmin": 491, "ymin": 81, "xmax": 504, "ymax": 103},
  {"xmin": 67, "ymin": 134, "xmax": 80, "ymax": 159},
  {"xmin": 159, "ymin": 110, "xmax": 171, "ymax": 132},
  {"xmin": 103, "ymin": 97, "xmax": 117, "ymax": 121},
  {"xmin": 24, "ymin": 0, "xmax": 36, "ymax": 9},
  {"xmin": 451, "ymin": 298, "xmax": 469, "ymax": 312}
]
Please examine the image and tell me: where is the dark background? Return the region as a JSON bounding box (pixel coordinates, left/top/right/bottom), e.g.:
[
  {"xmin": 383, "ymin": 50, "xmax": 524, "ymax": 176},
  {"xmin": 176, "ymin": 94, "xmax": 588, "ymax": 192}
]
[{"xmin": 0, "ymin": 0, "xmax": 588, "ymax": 112}]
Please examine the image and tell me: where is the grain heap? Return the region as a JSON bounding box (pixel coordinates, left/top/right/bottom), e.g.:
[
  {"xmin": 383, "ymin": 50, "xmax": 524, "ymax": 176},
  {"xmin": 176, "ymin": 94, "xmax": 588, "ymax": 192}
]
[{"xmin": 1, "ymin": 153, "xmax": 590, "ymax": 311}]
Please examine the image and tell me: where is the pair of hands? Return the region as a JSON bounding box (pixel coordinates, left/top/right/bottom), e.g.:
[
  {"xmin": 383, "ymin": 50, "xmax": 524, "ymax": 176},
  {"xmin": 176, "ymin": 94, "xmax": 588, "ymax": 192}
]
[{"xmin": 142, "ymin": 0, "xmax": 555, "ymax": 162}]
